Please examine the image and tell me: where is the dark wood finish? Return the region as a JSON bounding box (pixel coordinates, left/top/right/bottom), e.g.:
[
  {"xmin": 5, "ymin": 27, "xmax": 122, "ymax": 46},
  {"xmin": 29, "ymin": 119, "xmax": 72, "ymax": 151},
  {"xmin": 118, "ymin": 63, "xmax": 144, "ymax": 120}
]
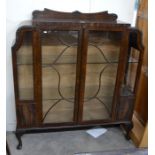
[
  {"xmin": 15, "ymin": 132, "xmax": 23, "ymax": 150},
  {"xmin": 112, "ymin": 30, "xmax": 130, "ymax": 121},
  {"xmin": 33, "ymin": 30, "xmax": 43, "ymax": 126},
  {"xmin": 77, "ymin": 28, "xmax": 88, "ymax": 122},
  {"xmin": 12, "ymin": 9, "xmax": 144, "ymax": 149},
  {"xmin": 32, "ymin": 8, "xmax": 117, "ymax": 23},
  {"xmin": 117, "ymin": 96, "xmax": 135, "ymax": 121},
  {"xmin": 6, "ymin": 141, "xmax": 11, "ymax": 155}
]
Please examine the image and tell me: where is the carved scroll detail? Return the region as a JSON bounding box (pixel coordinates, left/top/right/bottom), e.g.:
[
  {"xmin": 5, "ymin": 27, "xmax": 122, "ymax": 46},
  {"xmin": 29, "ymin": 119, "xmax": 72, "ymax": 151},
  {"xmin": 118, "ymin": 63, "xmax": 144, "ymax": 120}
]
[{"xmin": 32, "ymin": 8, "xmax": 117, "ymax": 23}]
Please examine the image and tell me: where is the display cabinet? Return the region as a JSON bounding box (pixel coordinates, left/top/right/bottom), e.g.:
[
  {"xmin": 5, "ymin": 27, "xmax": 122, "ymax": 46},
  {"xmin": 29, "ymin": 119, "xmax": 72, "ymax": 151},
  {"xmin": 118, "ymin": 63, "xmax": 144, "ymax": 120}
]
[{"xmin": 12, "ymin": 9, "xmax": 144, "ymax": 149}]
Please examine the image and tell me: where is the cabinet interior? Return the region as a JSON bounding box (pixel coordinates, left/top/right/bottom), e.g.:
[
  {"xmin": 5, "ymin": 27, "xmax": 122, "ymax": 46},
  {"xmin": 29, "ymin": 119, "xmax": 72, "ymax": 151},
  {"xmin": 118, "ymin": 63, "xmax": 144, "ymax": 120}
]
[{"xmin": 16, "ymin": 30, "xmax": 140, "ymax": 124}]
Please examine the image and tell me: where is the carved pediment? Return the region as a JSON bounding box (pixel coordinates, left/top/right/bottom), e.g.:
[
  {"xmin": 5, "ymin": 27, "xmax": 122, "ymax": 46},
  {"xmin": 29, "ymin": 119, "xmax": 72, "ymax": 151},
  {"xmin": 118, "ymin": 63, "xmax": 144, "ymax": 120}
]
[{"xmin": 32, "ymin": 8, "xmax": 117, "ymax": 22}]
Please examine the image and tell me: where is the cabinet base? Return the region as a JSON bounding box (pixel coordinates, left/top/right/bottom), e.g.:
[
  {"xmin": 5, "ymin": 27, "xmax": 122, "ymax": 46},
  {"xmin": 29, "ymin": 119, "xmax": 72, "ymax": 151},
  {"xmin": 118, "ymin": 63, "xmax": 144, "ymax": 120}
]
[{"xmin": 15, "ymin": 121, "xmax": 133, "ymax": 150}]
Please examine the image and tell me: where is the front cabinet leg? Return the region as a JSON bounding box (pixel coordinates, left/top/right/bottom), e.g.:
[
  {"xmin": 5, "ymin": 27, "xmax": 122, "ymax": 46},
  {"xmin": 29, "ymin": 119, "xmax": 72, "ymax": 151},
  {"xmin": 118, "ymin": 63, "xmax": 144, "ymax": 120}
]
[
  {"xmin": 122, "ymin": 122, "xmax": 133, "ymax": 140},
  {"xmin": 15, "ymin": 132, "xmax": 23, "ymax": 150}
]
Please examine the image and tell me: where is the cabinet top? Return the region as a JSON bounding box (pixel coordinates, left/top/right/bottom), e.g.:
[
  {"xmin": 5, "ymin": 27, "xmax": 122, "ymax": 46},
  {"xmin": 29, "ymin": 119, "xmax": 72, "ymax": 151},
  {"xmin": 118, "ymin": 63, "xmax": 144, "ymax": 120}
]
[
  {"xmin": 33, "ymin": 8, "xmax": 117, "ymax": 22},
  {"xmin": 31, "ymin": 9, "xmax": 130, "ymax": 27},
  {"xmin": 17, "ymin": 9, "xmax": 131, "ymax": 30}
]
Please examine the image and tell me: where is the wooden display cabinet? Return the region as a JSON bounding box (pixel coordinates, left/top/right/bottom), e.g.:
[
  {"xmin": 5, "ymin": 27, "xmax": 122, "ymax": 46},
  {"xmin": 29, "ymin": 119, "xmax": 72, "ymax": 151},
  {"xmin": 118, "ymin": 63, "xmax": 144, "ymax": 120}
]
[{"xmin": 12, "ymin": 9, "xmax": 144, "ymax": 149}]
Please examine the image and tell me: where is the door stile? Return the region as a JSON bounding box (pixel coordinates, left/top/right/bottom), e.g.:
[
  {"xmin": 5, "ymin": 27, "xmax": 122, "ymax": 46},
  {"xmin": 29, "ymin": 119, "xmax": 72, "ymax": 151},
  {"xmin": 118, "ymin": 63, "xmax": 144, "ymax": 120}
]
[
  {"xmin": 77, "ymin": 27, "xmax": 89, "ymax": 123},
  {"xmin": 111, "ymin": 30, "xmax": 130, "ymax": 120},
  {"xmin": 32, "ymin": 29, "xmax": 43, "ymax": 126},
  {"xmin": 73, "ymin": 30, "xmax": 82, "ymax": 123}
]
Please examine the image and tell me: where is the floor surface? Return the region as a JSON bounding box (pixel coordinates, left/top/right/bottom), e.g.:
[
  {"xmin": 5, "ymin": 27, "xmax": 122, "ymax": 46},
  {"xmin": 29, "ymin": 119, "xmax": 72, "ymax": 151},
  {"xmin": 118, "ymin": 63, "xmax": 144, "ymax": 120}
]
[
  {"xmin": 7, "ymin": 127, "xmax": 135, "ymax": 155},
  {"xmin": 74, "ymin": 148, "xmax": 148, "ymax": 155}
]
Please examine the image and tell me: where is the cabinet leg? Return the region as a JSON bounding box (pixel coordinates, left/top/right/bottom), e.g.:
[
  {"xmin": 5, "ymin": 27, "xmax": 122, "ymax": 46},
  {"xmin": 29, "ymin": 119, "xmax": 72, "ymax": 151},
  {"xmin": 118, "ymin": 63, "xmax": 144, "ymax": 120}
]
[
  {"xmin": 122, "ymin": 122, "xmax": 133, "ymax": 140},
  {"xmin": 6, "ymin": 141, "xmax": 11, "ymax": 155},
  {"xmin": 15, "ymin": 132, "xmax": 23, "ymax": 150}
]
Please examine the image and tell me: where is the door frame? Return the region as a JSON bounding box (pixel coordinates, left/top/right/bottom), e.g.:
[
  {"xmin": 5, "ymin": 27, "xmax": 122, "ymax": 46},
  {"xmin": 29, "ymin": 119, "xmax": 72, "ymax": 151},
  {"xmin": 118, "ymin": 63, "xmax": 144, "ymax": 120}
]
[{"xmin": 77, "ymin": 26, "xmax": 130, "ymax": 124}]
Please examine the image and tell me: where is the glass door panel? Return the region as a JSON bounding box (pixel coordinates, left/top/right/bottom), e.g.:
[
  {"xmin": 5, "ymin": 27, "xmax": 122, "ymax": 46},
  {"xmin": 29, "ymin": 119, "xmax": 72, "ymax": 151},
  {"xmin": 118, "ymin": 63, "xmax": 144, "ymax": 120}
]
[
  {"xmin": 16, "ymin": 32, "xmax": 34, "ymax": 100},
  {"xmin": 41, "ymin": 31, "xmax": 78, "ymax": 123},
  {"xmin": 83, "ymin": 31, "xmax": 122, "ymax": 121}
]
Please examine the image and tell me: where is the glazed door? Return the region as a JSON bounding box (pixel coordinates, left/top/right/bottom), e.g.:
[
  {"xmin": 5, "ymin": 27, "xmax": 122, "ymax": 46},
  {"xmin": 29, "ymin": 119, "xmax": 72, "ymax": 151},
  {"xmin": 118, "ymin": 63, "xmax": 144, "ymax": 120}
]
[
  {"xmin": 81, "ymin": 30, "xmax": 124, "ymax": 122},
  {"xmin": 41, "ymin": 30, "xmax": 79, "ymax": 124}
]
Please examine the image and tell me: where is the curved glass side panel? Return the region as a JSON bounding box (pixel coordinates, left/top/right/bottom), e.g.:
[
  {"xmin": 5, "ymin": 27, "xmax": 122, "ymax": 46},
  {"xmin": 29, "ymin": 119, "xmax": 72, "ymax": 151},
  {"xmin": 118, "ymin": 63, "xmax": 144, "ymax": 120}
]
[
  {"xmin": 17, "ymin": 32, "xmax": 34, "ymax": 100},
  {"xmin": 121, "ymin": 48, "xmax": 140, "ymax": 96}
]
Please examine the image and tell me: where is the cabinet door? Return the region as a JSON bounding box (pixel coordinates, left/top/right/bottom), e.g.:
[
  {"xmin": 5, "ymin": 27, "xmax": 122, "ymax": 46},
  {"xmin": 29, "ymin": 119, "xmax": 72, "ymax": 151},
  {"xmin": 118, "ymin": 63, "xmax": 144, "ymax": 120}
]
[
  {"xmin": 41, "ymin": 30, "xmax": 79, "ymax": 124},
  {"xmin": 82, "ymin": 31, "xmax": 122, "ymax": 122}
]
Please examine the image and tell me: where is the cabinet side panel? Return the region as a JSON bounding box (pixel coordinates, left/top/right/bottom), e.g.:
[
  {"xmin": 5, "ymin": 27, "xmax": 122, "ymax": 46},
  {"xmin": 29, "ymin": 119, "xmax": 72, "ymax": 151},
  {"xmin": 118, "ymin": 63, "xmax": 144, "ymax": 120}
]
[
  {"xmin": 17, "ymin": 104, "xmax": 36, "ymax": 128},
  {"xmin": 117, "ymin": 96, "xmax": 135, "ymax": 121},
  {"xmin": 17, "ymin": 31, "xmax": 34, "ymax": 100},
  {"xmin": 12, "ymin": 27, "xmax": 40, "ymax": 128}
]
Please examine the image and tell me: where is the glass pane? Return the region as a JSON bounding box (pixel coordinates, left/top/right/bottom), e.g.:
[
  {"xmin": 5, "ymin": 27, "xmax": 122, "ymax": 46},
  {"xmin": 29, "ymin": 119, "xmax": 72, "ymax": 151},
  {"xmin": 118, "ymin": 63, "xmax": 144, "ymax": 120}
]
[
  {"xmin": 122, "ymin": 48, "xmax": 139, "ymax": 94},
  {"xmin": 83, "ymin": 31, "xmax": 122, "ymax": 121},
  {"xmin": 17, "ymin": 32, "xmax": 34, "ymax": 100},
  {"xmin": 41, "ymin": 31, "xmax": 78, "ymax": 123}
]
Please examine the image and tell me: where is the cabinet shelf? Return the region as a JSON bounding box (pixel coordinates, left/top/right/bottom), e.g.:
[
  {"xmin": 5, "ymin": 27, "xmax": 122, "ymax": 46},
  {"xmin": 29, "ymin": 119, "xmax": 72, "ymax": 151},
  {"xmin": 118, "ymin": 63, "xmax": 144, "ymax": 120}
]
[
  {"xmin": 18, "ymin": 85, "xmax": 133, "ymax": 101},
  {"xmin": 16, "ymin": 60, "xmax": 138, "ymax": 66},
  {"xmin": 16, "ymin": 55, "xmax": 139, "ymax": 66}
]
